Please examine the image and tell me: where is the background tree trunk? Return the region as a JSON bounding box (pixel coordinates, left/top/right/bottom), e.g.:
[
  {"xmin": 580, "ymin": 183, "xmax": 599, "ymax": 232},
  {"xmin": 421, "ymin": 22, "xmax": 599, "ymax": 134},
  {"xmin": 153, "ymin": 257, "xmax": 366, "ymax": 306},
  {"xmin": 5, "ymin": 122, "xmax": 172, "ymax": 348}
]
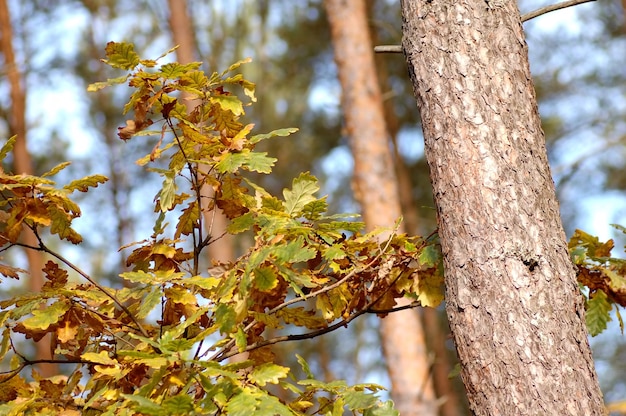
[
  {"xmin": 400, "ymin": 0, "xmax": 605, "ymax": 414},
  {"xmin": 324, "ymin": 1, "xmax": 437, "ymax": 414},
  {"xmin": 167, "ymin": 0, "xmax": 235, "ymax": 265},
  {"xmin": 0, "ymin": 0, "xmax": 55, "ymax": 377}
]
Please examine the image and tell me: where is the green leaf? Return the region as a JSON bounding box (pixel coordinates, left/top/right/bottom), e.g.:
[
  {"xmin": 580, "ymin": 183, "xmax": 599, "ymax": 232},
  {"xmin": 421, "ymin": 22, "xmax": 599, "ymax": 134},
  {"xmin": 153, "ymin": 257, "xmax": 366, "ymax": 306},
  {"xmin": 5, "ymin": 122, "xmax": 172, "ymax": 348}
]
[
  {"xmin": 0, "ymin": 135, "xmax": 17, "ymax": 161},
  {"xmin": 234, "ymin": 326, "xmax": 247, "ymax": 352},
  {"xmin": 302, "ymin": 198, "xmax": 328, "ymax": 220},
  {"xmin": 63, "ymin": 174, "xmax": 108, "ymax": 193},
  {"xmin": 120, "ymin": 270, "xmax": 155, "ymax": 284},
  {"xmin": 418, "ymin": 243, "xmax": 441, "ymax": 269},
  {"xmin": 275, "ymin": 237, "xmax": 316, "ymax": 263},
  {"xmin": 211, "ymin": 95, "xmax": 244, "ymax": 116},
  {"xmin": 41, "ymin": 161, "xmax": 71, "ymax": 178},
  {"xmin": 228, "ymin": 212, "xmax": 256, "ymax": 234},
  {"xmin": 215, "ymin": 151, "xmax": 247, "ymax": 173},
  {"xmin": 296, "ymin": 354, "xmax": 314, "ymax": 379},
  {"xmin": 160, "ymin": 62, "xmax": 202, "ymax": 78},
  {"xmin": 344, "ymin": 389, "xmax": 379, "ymax": 411},
  {"xmin": 363, "ymin": 400, "xmax": 400, "ymax": 416},
  {"xmin": 87, "ymin": 75, "xmax": 130, "ymax": 92},
  {"xmin": 221, "ymin": 57, "xmax": 252, "ymax": 76},
  {"xmin": 22, "ymin": 301, "xmax": 70, "ymax": 330},
  {"xmin": 159, "ymin": 173, "xmax": 177, "ymax": 212},
  {"xmin": 586, "ymin": 289, "xmax": 612, "ymax": 336},
  {"xmin": 249, "ymin": 127, "xmax": 298, "ymax": 144},
  {"xmin": 245, "ymin": 152, "xmax": 277, "ymax": 173},
  {"xmin": 162, "ymin": 394, "xmax": 195, "ymax": 414},
  {"xmin": 283, "ymin": 172, "xmax": 319, "ymax": 217},
  {"xmin": 249, "ymin": 363, "xmax": 289, "ymax": 386},
  {"xmin": 323, "ymin": 244, "xmax": 347, "ymax": 261},
  {"xmin": 136, "ymin": 286, "xmax": 162, "ymax": 319},
  {"xmin": 226, "ymin": 389, "xmax": 260, "ymax": 416},
  {"xmin": 254, "ymin": 266, "xmax": 278, "ymax": 291},
  {"xmin": 215, "ymin": 303, "xmax": 237, "ymax": 333},
  {"xmin": 122, "ymin": 394, "xmax": 163, "ymax": 414},
  {"xmin": 103, "ymin": 41, "xmax": 140, "ymax": 70}
]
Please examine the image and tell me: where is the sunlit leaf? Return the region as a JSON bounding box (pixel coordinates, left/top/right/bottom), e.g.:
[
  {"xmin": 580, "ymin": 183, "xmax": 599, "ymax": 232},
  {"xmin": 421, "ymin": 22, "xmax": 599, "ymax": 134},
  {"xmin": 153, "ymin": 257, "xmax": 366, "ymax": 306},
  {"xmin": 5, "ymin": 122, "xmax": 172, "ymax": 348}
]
[
  {"xmin": 215, "ymin": 303, "xmax": 237, "ymax": 333},
  {"xmin": 249, "ymin": 127, "xmax": 298, "ymax": 144},
  {"xmin": 159, "ymin": 173, "xmax": 177, "ymax": 212},
  {"xmin": 283, "ymin": 172, "xmax": 319, "ymax": 217},
  {"xmin": 103, "ymin": 41, "xmax": 140, "ymax": 70},
  {"xmin": 0, "ymin": 135, "xmax": 17, "ymax": 161},
  {"xmin": 22, "ymin": 300, "xmax": 70, "ymax": 330},
  {"xmin": 82, "ymin": 351, "xmax": 119, "ymax": 366},
  {"xmin": 254, "ymin": 267, "xmax": 278, "ymax": 291},
  {"xmin": 63, "ymin": 174, "xmax": 108, "ymax": 193},
  {"xmin": 248, "ymin": 363, "xmax": 289, "ymax": 386},
  {"xmin": 41, "ymin": 162, "xmax": 71, "ymax": 178},
  {"xmin": 87, "ymin": 74, "xmax": 130, "ymax": 92},
  {"xmin": 211, "ymin": 95, "xmax": 244, "ymax": 116}
]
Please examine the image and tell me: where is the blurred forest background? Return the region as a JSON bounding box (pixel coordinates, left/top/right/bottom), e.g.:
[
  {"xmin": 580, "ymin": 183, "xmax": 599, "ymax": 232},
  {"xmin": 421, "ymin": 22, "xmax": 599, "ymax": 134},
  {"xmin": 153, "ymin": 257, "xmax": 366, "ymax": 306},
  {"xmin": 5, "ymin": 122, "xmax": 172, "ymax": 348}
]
[{"xmin": 1, "ymin": 0, "xmax": 625, "ymax": 413}]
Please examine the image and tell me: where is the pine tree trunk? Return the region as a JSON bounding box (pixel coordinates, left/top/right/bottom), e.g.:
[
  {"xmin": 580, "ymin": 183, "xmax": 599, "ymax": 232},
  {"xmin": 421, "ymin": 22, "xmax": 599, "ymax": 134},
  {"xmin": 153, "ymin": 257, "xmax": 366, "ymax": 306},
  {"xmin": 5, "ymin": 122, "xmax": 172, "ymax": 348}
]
[
  {"xmin": 324, "ymin": 1, "xmax": 438, "ymax": 415},
  {"xmin": 167, "ymin": 0, "xmax": 234, "ymax": 264},
  {"xmin": 400, "ymin": 0, "xmax": 605, "ymax": 414},
  {"xmin": 0, "ymin": 0, "xmax": 56, "ymax": 377}
]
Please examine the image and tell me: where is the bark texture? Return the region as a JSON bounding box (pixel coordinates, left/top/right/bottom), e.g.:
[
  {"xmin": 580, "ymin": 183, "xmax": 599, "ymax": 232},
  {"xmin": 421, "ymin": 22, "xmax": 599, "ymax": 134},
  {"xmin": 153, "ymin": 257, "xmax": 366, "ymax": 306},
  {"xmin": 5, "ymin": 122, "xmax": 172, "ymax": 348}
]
[
  {"xmin": 400, "ymin": 0, "xmax": 605, "ymax": 414},
  {"xmin": 324, "ymin": 1, "xmax": 437, "ymax": 415}
]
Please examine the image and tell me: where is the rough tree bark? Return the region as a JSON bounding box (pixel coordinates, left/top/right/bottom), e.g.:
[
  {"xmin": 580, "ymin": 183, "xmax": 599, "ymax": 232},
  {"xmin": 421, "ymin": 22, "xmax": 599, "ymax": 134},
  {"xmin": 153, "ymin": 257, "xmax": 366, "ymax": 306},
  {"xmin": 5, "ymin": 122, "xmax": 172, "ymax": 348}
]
[
  {"xmin": 0, "ymin": 0, "xmax": 55, "ymax": 377},
  {"xmin": 324, "ymin": 1, "xmax": 437, "ymax": 415},
  {"xmin": 400, "ymin": 0, "xmax": 605, "ymax": 414}
]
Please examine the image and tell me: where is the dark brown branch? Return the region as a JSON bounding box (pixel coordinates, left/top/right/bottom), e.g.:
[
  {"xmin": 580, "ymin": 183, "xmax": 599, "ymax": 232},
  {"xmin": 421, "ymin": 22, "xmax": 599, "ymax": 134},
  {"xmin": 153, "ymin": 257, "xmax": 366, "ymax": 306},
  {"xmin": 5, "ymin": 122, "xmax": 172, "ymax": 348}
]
[
  {"xmin": 374, "ymin": 0, "xmax": 597, "ymax": 54},
  {"xmin": 208, "ymin": 235, "xmax": 398, "ymax": 362},
  {"xmin": 216, "ymin": 262, "xmax": 415, "ymax": 362}
]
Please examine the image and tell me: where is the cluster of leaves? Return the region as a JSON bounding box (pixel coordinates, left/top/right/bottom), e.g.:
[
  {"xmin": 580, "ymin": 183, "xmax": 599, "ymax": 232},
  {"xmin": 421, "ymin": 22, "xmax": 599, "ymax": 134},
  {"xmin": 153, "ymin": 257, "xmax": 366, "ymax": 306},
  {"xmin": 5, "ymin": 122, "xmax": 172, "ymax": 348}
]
[
  {"xmin": 0, "ymin": 42, "xmax": 444, "ymax": 415},
  {"xmin": 569, "ymin": 226, "xmax": 626, "ymax": 336}
]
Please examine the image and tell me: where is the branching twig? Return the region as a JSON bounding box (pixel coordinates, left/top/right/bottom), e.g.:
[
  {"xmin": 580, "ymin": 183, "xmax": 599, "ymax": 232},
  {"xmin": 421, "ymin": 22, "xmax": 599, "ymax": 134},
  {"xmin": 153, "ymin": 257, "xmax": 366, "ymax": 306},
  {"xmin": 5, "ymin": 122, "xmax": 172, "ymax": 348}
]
[
  {"xmin": 17, "ymin": 232, "xmax": 151, "ymax": 340},
  {"xmin": 374, "ymin": 0, "xmax": 597, "ymax": 54},
  {"xmin": 216, "ymin": 257, "xmax": 416, "ymax": 362},
  {"xmin": 209, "ymin": 233, "xmax": 398, "ymax": 362}
]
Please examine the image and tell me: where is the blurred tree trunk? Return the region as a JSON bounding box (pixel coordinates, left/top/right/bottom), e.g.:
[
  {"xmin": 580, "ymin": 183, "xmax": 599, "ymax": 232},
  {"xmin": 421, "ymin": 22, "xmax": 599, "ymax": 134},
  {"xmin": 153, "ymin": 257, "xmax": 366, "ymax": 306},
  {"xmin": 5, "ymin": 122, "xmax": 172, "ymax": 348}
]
[
  {"xmin": 0, "ymin": 0, "xmax": 56, "ymax": 377},
  {"xmin": 401, "ymin": 0, "xmax": 605, "ymax": 414},
  {"xmin": 324, "ymin": 1, "xmax": 437, "ymax": 415},
  {"xmin": 167, "ymin": 0, "xmax": 234, "ymax": 264},
  {"xmin": 367, "ymin": 4, "xmax": 464, "ymax": 412}
]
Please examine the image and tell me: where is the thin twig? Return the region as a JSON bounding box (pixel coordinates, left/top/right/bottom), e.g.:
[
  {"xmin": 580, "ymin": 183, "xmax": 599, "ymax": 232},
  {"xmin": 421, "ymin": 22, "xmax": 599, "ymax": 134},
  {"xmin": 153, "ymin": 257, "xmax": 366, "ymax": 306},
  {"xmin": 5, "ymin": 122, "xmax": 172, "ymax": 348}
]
[
  {"xmin": 374, "ymin": 0, "xmax": 597, "ymax": 54},
  {"xmin": 20, "ymin": 234, "xmax": 151, "ymax": 340},
  {"xmin": 521, "ymin": 0, "xmax": 596, "ymax": 22},
  {"xmin": 217, "ymin": 258, "xmax": 415, "ymax": 362},
  {"xmin": 209, "ymin": 233, "xmax": 398, "ymax": 362}
]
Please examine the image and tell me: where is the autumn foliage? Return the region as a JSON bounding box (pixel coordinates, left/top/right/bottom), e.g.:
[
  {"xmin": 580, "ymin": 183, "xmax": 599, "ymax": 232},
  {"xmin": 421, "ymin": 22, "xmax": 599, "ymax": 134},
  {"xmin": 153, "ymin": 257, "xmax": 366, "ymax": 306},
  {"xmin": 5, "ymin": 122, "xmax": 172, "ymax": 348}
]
[
  {"xmin": 0, "ymin": 41, "xmax": 624, "ymax": 415},
  {"xmin": 0, "ymin": 42, "xmax": 444, "ymax": 415}
]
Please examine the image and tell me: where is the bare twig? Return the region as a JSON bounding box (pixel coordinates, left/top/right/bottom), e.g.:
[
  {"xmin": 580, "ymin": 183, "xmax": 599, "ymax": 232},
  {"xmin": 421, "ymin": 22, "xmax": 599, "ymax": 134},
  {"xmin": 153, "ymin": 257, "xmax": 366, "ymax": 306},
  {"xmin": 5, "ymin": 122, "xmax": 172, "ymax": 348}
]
[
  {"xmin": 374, "ymin": 45, "xmax": 402, "ymax": 54},
  {"xmin": 521, "ymin": 0, "xmax": 596, "ymax": 22},
  {"xmin": 374, "ymin": 0, "xmax": 597, "ymax": 54}
]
